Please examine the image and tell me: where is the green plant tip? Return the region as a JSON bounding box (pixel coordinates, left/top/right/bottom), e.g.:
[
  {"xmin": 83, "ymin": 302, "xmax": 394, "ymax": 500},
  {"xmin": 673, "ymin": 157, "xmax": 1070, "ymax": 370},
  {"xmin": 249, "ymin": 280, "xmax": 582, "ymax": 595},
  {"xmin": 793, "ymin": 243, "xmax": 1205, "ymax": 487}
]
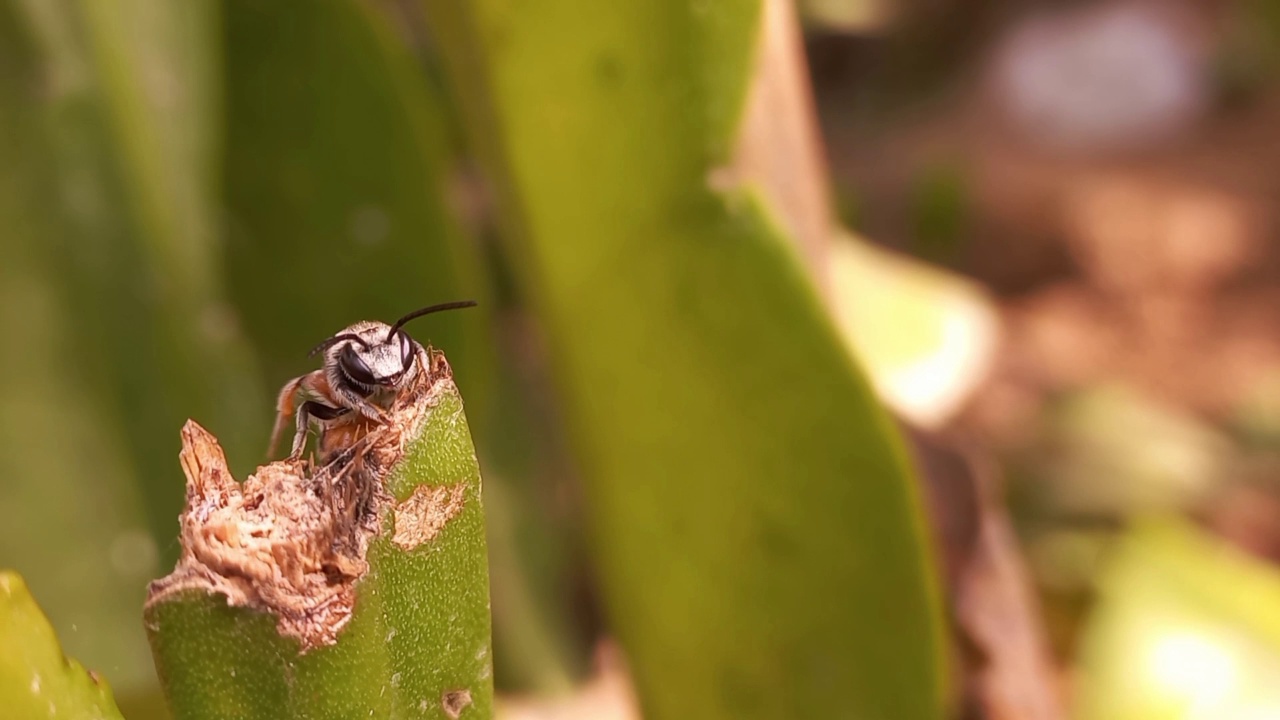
[
  {"xmin": 0, "ymin": 570, "xmax": 124, "ymax": 720},
  {"xmin": 145, "ymin": 350, "xmax": 493, "ymax": 719}
]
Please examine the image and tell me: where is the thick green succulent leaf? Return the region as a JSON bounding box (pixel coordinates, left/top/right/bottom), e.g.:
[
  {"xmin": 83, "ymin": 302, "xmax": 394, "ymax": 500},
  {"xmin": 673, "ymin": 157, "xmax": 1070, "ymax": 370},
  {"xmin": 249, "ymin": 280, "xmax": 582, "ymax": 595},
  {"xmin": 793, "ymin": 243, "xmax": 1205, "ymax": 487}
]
[
  {"xmin": 422, "ymin": 1, "xmax": 946, "ymax": 718},
  {"xmin": 0, "ymin": 571, "xmax": 124, "ymax": 720},
  {"xmin": 147, "ymin": 374, "xmax": 493, "ymax": 719},
  {"xmin": 220, "ymin": 0, "xmax": 583, "ymax": 692}
]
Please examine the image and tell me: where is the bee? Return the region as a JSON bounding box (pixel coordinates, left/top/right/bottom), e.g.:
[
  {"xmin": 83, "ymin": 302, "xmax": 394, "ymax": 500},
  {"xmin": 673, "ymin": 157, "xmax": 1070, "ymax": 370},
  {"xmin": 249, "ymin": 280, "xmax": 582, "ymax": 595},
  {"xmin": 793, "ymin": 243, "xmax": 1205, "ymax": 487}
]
[{"xmin": 268, "ymin": 300, "xmax": 476, "ymax": 463}]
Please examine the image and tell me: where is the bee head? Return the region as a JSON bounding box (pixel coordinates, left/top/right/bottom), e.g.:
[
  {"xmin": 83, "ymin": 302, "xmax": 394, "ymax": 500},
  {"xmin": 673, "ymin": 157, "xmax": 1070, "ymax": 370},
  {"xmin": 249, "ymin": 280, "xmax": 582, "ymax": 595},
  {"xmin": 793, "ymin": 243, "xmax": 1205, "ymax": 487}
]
[{"xmin": 309, "ymin": 300, "xmax": 477, "ymax": 393}]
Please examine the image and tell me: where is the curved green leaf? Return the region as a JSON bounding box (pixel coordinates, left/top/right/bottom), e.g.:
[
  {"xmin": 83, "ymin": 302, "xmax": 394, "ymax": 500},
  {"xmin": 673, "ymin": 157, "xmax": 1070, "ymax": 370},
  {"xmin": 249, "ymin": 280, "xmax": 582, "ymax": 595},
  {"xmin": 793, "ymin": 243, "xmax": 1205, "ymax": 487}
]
[
  {"xmin": 422, "ymin": 1, "xmax": 946, "ymax": 718},
  {"xmin": 0, "ymin": 571, "xmax": 123, "ymax": 720}
]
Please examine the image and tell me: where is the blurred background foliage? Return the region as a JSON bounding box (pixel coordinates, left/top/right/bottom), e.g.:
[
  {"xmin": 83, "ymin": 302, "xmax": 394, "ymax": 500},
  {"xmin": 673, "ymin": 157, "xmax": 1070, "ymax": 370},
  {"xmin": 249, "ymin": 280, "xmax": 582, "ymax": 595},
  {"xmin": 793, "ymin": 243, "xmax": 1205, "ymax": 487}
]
[{"xmin": 4, "ymin": 0, "xmax": 1280, "ymax": 718}]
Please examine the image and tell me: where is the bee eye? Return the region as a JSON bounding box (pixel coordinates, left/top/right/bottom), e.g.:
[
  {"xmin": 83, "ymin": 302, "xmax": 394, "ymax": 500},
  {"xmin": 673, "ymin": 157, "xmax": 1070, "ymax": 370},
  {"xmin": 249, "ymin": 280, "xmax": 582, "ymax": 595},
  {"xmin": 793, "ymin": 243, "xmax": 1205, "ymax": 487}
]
[
  {"xmin": 339, "ymin": 345, "xmax": 377, "ymax": 386},
  {"xmin": 399, "ymin": 331, "xmax": 414, "ymax": 368}
]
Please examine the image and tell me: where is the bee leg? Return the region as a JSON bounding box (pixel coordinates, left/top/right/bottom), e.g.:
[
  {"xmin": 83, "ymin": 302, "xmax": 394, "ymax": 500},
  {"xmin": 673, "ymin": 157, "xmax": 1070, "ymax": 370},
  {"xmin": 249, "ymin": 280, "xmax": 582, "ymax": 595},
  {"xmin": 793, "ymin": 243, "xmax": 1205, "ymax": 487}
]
[
  {"xmin": 332, "ymin": 385, "xmax": 391, "ymax": 424},
  {"xmin": 287, "ymin": 403, "xmax": 313, "ymax": 461},
  {"xmin": 268, "ymin": 375, "xmax": 306, "ymax": 459},
  {"xmin": 288, "ymin": 401, "xmax": 348, "ymax": 462}
]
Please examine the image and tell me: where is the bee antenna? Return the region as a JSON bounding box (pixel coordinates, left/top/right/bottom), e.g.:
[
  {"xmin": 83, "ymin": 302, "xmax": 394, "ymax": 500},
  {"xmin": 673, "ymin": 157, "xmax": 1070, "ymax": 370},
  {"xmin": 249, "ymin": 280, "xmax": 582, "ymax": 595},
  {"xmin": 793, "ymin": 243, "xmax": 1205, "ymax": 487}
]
[
  {"xmin": 308, "ymin": 333, "xmax": 371, "ymax": 358},
  {"xmin": 386, "ymin": 300, "xmax": 478, "ymax": 342}
]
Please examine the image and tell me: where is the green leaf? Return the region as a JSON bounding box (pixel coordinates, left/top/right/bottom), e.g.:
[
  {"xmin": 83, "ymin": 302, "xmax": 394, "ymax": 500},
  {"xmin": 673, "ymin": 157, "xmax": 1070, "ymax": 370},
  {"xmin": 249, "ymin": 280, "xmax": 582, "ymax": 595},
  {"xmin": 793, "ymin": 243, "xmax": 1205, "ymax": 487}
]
[
  {"xmin": 221, "ymin": 0, "xmax": 492, "ymax": 413},
  {"xmin": 1, "ymin": 17, "xmax": 268, "ymax": 705},
  {"xmin": 829, "ymin": 231, "xmax": 998, "ymax": 429},
  {"xmin": 0, "ymin": 1, "xmax": 185, "ymax": 695},
  {"xmin": 146, "ymin": 368, "xmax": 493, "ymax": 719},
  {"xmin": 0, "ymin": 571, "xmax": 124, "ymax": 720},
  {"xmin": 17, "ymin": 0, "xmax": 268, "ymax": 525},
  {"xmin": 1076, "ymin": 516, "xmax": 1280, "ymax": 720},
  {"xmin": 422, "ymin": 1, "xmax": 946, "ymax": 718},
  {"xmin": 220, "ymin": 0, "xmax": 584, "ymax": 692}
]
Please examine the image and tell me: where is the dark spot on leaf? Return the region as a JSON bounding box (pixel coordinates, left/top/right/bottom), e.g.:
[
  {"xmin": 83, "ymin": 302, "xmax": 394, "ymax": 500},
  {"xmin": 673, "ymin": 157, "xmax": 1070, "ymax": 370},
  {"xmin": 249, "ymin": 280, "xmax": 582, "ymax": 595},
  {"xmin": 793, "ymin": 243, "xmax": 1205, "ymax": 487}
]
[
  {"xmin": 719, "ymin": 667, "xmax": 763, "ymax": 715},
  {"xmin": 596, "ymin": 53, "xmax": 623, "ymax": 85},
  {"xmin": 756, "ymin": 516, "xmax": 799, "ymax": 560}
]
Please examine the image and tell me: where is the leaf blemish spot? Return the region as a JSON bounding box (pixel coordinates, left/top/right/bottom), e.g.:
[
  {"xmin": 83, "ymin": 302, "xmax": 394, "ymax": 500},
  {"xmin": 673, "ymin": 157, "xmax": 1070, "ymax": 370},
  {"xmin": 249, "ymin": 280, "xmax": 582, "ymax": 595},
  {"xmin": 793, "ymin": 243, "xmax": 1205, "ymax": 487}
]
[
  {"xmin": 442, "ymin": 688, "xmax": 472, "ymax": 719},
  {"xmin": 392, "ymin": 483, "xmax": 467, "ymax": 550}
]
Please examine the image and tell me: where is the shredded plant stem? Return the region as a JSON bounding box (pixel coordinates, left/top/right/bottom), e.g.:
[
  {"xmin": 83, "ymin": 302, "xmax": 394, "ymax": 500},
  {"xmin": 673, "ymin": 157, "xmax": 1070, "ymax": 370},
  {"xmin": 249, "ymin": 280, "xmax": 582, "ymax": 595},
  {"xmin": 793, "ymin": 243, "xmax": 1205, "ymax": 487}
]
[{"xmin": 145, "ymin": 350, "xmax": 456, "ymax": 650}]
